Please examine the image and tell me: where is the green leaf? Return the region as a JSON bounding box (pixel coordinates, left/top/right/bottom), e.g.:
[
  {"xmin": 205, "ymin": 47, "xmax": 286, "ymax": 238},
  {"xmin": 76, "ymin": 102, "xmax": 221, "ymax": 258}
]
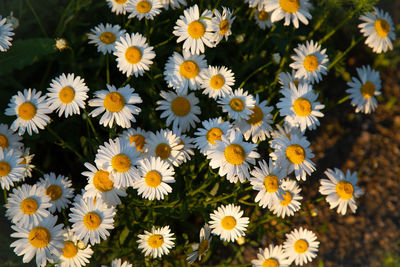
[
  {"xmin": 0, "ymin": 38, "xmax": 55, "ymax": 75},
  {"xmin": 119, "ymin": 226, "xmax": 130, "ymax": 245}
]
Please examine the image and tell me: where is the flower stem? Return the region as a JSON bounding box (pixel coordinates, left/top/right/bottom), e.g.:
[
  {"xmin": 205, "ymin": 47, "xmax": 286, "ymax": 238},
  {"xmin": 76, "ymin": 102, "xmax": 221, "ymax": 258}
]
[
  {"xmin": 46, "ymin": 126, "xmax": 84, "ymax": 160},
  {"xmin": 25, "ymin": 0, "xmax": 48, "ymax": 37},
  {"xmin": 106, "ymin": 53, "xmax": 110, "ymax": 84},
  {"xmin": 328, "ymin": 35, "xmax": 364, "ymax": 70},
  {"xmin": 240, "ymin": 61, "xmax": 273, "ymax": 89}
]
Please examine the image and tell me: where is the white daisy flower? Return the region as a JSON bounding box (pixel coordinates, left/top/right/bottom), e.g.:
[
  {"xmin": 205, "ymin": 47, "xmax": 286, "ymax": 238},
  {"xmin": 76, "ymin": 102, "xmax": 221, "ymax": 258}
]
[
  {"xmin": 270, "ymin": 178, "xmax": 303, "ymax": 218},
  {"xmin": 251, "ymin": 244, "xmax": 290, "ymax": 267},
  {"xmin": 207, "ymin": 130, "xmax": 259, "ymax": 183},
  {"xmin": 283, "ymin": 227, "xmax": 319, "ymax": 266},
  {"xmin": 37, "ymin": 173, "xmax": 74, "ymax": 213},
  {"xmin": 114, "ymin": 32, "xmax": 155, "ymax": 77},
  {"xmin": 173, "ymin": 4, "xmax": 214, "ymax": 55},
  {"xmin": 5, "ymin": 88, "xmax": 51, "ymax": 136},
  {"xmin": 120, "ymin": 127, "xmax": 148, "ymax": 154},
  {"xmin": 83, "ymin": 163, "xmax": 127, "ymax": 206},
  {"xmin": 0, "ymin": 15, "xmax": 14, "ymax": 52},
  {"xmin": 95, "ymin": 137, "xmax": 140, "ymax": 188},
  {"xmin": 110, "ymin": 258, "xmax": 132, "ymax": 267},
  {"xmin": 0, "ymin": 123, "xmax": 23, "ymax": 150},
  {"xmin": 6, "ymin": 183, "xmax": 51, "ymax": 228},
  {"xmin": 276, "ymin": 82, "xmax": 325, "ymax": 132},
  {"xmin": 46, "ymin": 73, "xmax": 89, "ymax": 118},
  {"xmin": 278, "ymin": 70, "xmax": 305, "ymax": 88},
  {"xmin": 210, "ymin": 7, "xmax": 235, "ymax": 45},
  {"xmin": 218, "ymin": 88, "xmax": 256, "ymax": 121},
  {"xmin": 244, "ymin": 0, "xmax": 266, "ymax": 10},
  {"xmin": 69, "ymin": 196, "xmax": 116, "ymax": 245},
  {"xmin": 269, "ymin": 123, "xmax": 303, "ymax": 150},
  {"xmin": 156, "ymin": 90, "xmax": 200, "ymax": 133},
  {"xmin": 289, "ymin": 40, "xmax": 329, "ymax": 84},
  {"xmin": 137, "ymin": 225, "xmax": 175, "ymax": 258},
  {"xmin": 234, "ymin": 94, "xmax": 273, "ymax": 143},
  {"xmin": 56, "ymin": 228, "xmax": 93, "ymax": 267},
  {"xmin": 359, "ymin": 7, "xmax": 396, "ymax": 54},
  {"xmin": 270, "ymin": 134, "xmax": 315, "ymax": 181},
  {"xmin": 164, "ymin": 50, "xmax": 207, "ymax": 94},
  {"xmin": 0, "ymin": 147, "xmax": 25, "ymax": 190},
  {"xmin": 194, "ymin": 117, "xmax": 231, "ymax": 156},
  {"xmin": 209, "ymin": 204, "xmax": 249, "ymax": 242},
  {"xmin": 264, "ymin": 0, "xmax": 312, "ymax": 28},
  {"xmin": 127, "ymin": 0, "xmax": 162, "ymax": 20},
  {"xmin": 132, "ymin": 156, "xmax": 175, "ymax": 200},
  {"xmin": 20, "ymin": 147, "xmax": 35, "ymax": 179},
  {"xmin": 250, "ymin": 159, "xmax": 285, "ymax": 209},
  {"xmin": 200, "ymin": 65, "xmax": 235, "ymax": 99},
  {"xmin": 254, "ymin": 10, "xmax": 273, "ymax": 30},
  {"xmin": 346, "ymin": 65, "xmax": 381, "ymax": 114},
  {"xmin": 88, "ymin": 23, "xmax": 126, "ymax": 55},
  {"xmin": 186, "ymin": 224, "xmax": 212, "ymax": 264},
  {"xmin": 89, "ymin": 84, "xmax": 142, "ymax": 128},
  {"xmin": 106, "ymin": 0, "xmax": 129, "ymax": 15},
  {"xmin": 145, "ymin": 129, "xmax": 185, "ymax": 167},
  {"xmin": 176, "ymin": 134, "xmax": 195, "ymax": 163},
  {"xmin": 319, "ymin": 168, "xmax": 363, "ymax": 215},
  {"xmin": 10, "ymin": 215, "xmax": 65, "ymax": 267},
  {"xmin": 160, "ymin": 0, "xmax": 186, "ymax": 10}
]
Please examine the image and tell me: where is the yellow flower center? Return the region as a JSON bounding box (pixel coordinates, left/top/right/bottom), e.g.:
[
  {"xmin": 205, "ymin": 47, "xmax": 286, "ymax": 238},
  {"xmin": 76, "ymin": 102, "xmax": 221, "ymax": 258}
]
[
  {"xmin": 262, "ymin": 258, "xmax": 279, "ymax": 267},
  {"xmin": 104, "ymin": 92, "xmax": 125, "ymax": 112},
  {"xmin": 0, "ymin": 134, "xmax": 9, "ymax": 150},
  {"xmin": 210, "ymin": 74, "xmax": 225, "ymax": 90},
  {"xmin": 206, "ymin": 127, "xmax": 223, "ymax": 145},
  {"xmin": 258, "ymin": 11, "xmax": 269, "ymax": 21},
  {"xmin": 58, "ymin": 86, "xmax": 75, "ymax": 104},
  {"xmin": 45, "ymin": 185, "xmax": 63, "ymax": 201},
  {"xmin": 279, "ymin": 0, "xmax": 300, "ymax": 13},
  {"xmin": 93, "ymin": 170, "xmax": 114, "ymax": 192},
  {"xmin": 100, "ymin": 31, "xmax": 116, "ymax": 44},
  {"xmin": 294, "ymin": 239, "xmax": 309, "ymax": 253},
  {"xmin": 303, "ymin": 55, "xmax": 319, "ymax": 72},
  {"xmin": 187, "ymin": 21, "xmax": 205, "ymax": 39},
  {"xmin": 29, "ymin": 227, "xmax": 51, "ymax": 248},
  {"xmin": 0, "ymin": 161, "xmax": 11, "ymax": 176},
  {"xmin": 286, "ymin": 144, "xmax": 305, "ymax": 164},
  {"xmin": 125, "ymin": 46, "xmax": 142, "ymax": 64},
  {"xmin": 224, "ymin": 144, "xmax": 245, "ymax": 165},
  {"xmin": 229, "ymin": 98, "xmax": 245, "ymax": 112},
  {"xmin": 111, "ymin": 153, "xmax": 131, "ymax": 172},
  {"xmin": 171, "ymin": 97, "xmax": 191, "ymax": 116},
  {"xmin": 115, "ymin": 0, "xmax": 127, "ymax": 4},
  {"xmin": 280, "ymin": 191, "xmax": 292, "ymax": 206},
  {"xmin": 148, "ymin": 234, "xmax": 164, "ymax": 248},
  {"xmin": 18, "ymin": 102, "xmax": 37, "ymax": 120},
  {"xmin": 83, "ymin": 212, "xmax": 102, "ymax": 230},
  {"xmin": 360, "ymin": 81, "xmax": 375, "ymax": 99},
  {"xmin": 179, "ymin": 60, "xmax": 199, "ymax": 79},
  {"xmin": 129, "ymin": 134, "xmax": 146, "ymax": 152},
  {"xmin": 219, "ymin": 19, "xmax": 230, "ymax": 35},
  {"xmin": 264, "ymin": 175, "xmax": 279, "ymax": 193},
  {"xmin": 145, "ymin": 170, "xmax": 162, "ymax": 187},
  {"xmin": 336, "ymin": 181, "xmax": 354, "ymax": 200},
  {"xmin": 246, "ymin": 105, "xmax": 264, "ymax": 125},
  {"xmin": 136, "ymin": 0, "xmax": 151, "ymax": 13},
  {"xmin": 221, "ymin": 216, "xmax": 236, "ymax": 230},
  {"xmin": 293, "ymin": 97, "xmax": 312, "ymax": 117},
  {"xmin": 62, "ymin": 241, "xmax": 78, "ymax": 259},
  {"xmin": 155, "ymin": 143, "xmax": 171, "ymax": 159},
  {"xmin": 374, "ymin": 19, "xmax": 390, "ymax": 38},
  {"xmin": 20, "ymin": 198, "xmax": 38, "ymax": 214},
  {"xmin": 198, "ymin": 239, "xmax": 209, "ymax": 255}
]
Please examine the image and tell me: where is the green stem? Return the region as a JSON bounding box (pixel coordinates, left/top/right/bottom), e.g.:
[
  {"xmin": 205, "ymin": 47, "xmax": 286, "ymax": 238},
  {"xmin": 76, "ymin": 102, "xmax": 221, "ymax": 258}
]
[
  {"xmin": 307, "ymin": 10, "xmax": 331, "ymax": 40},
  {"xmin": 84, "ymin": 109, "xmax": 101, "ymax": 143},
  {"xmin": 121, "ymin": 76, "xmax": 132, "ymax": 87},
  {"xmin": 3, "ymin": 189, "xmax": 7, "ymax": 204},
  {"xmin": 318, "ymin": 7, "xmax": 361, "ymax": 44},
  {"xmin": 154, "ymin": 35, "xmax": 174, "ymax": 48},
  {"xmin": 25, "ymin": 0, "xmax": 48, "ymax": 37},
  {"xmin": 328, "ymin": 35, "xmax": 363, "ymax": 70},
  {"xmin": 213, "ymin": 0, "xmax": 221, "ymax": 9},
  {"xmin": 240, "ymin": 61, "xmax": 273, "ymax": 89},
  {"xmin": 337, "ymin": 95, "xmax": 350, "ymax": 105},
  {"xmin": 47, "ymin": 126, "xmax": 84, "ymax": 160},
  {"xmin": 106, "ymin": 54, "xmax": 110, "ymax": 84},
  {"xmin": 54, "ymin": 0, "xmax": 75, "ymax": 36}
]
